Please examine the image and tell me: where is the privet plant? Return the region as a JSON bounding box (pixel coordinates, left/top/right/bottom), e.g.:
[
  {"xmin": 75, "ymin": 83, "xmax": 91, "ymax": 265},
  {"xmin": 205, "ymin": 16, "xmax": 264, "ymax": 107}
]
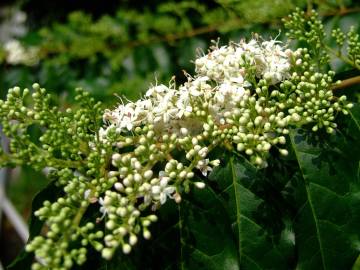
[{"xmin": 1, "ymin": 8, "xmax": 360, "ymax": 270}]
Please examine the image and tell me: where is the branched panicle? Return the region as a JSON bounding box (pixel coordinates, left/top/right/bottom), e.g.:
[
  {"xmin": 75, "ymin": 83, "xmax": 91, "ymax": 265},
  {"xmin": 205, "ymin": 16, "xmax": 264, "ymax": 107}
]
[
  {"xmin": 347, "ymin": 26, "xmax": 360, "ymax": 68},
  {"xmin": 0, "ymin": 85, "xmax": 103, "ymax": 170},
  {"xmin": 283, "ymin": 8, "xmax": 329, "ymax": 67},
  {"xmin": 0, "ymin": 37, "xmax": 353, "ymax": 269},
  {"xmin": 0, "ymin": 85, "xmax": 108, "ymax": 270},
  {"xmin": 331, "ymin": 27, "xmax": 360, "ymax": 70},
  {"xmin": 332, "ymin": 28, "xmax": 346, "ymax": 49},
  {"xmin": 284, "ymin": 8, "xmax": 360, "ymax": 71}
]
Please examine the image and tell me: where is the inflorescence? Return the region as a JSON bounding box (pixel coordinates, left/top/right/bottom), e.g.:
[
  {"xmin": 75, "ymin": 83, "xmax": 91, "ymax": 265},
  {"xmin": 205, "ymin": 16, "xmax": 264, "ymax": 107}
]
[{"xmin": 0, "ymin": 36, "xmax": 352, "ymax": 270}]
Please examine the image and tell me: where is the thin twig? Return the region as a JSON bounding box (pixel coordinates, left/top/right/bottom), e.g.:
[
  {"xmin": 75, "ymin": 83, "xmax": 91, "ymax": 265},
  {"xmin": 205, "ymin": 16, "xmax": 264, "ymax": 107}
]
[
  {"xmin": 94, "ymin": 7, "xmax": 360, "ymax": 50},
  {"xmin": 325, "ymin": 45, "xmax": 360, "ymax": 71},
  {"xmin": 126, "ymin": 17, "xmax": 248, "ymax": 48},
  {"xmin": 36, "ymin": 5, "xmax": 360, "ymax": 60},
  {"xmin": 324, "ymin": 6, "xmax": 360, "ymax": 16}
]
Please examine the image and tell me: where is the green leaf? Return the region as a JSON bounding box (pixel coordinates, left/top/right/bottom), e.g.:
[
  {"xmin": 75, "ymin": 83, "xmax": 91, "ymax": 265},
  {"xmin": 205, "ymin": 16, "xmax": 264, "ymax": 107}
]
[
  {"xmin": 177, "ymin": 184, "xmax": 240, "ymax": 270},
  {"xmin": 7, "ymin": 180, "xmax": 62, "ymax": 270},
  {"xmin": 289, "ymin": 119, "xmax": 360, "ymax": 269},
  {"xmin": 161, "ymin": 153, "xmax": 296, "ymax": 269},
  {"xmin": 353, "ymin": 254, "xmax": 360, "ymax": 270},
  {"xmin": 348, "ymin": 104, "xmax": 360, "ymax": 134},
  {"xmin": 205, "ymin": 155, "xmax": 295, "ymax": 269}
]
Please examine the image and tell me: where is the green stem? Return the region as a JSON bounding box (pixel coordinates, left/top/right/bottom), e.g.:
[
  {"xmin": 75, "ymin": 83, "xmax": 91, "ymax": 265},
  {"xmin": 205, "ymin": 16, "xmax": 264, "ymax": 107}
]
[
  {"xmin": 325, "ymin": 45, "xmax": 360, "ymax": 70},
  {"xmin": 307, "ymin": 0, "xmax": 313, "ymax": 15}
]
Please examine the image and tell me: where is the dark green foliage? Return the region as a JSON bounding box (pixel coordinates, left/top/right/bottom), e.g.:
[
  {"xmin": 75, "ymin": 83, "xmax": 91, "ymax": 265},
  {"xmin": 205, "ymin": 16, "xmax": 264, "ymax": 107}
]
[
  {"xmin": 1, "ymin": 0, "xmax": 309, "ymax": 103},
  {"xmin": 7, "ymin": 181, "xmax": 62, "ymax": 270},
  {"xmin": 288, "ymin": 109, "xmax": 360, "ymax": 268}
]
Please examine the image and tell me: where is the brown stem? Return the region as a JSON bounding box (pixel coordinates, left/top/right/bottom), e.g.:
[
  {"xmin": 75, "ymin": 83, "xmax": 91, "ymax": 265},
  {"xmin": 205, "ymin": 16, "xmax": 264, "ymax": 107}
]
[
  {"xmin": 332, "ymin": 75, "xmax": 360, "ymax": 90},
  {"xmin": 321, "ymin": 7, "xmax": 360, "ymax": 17}
]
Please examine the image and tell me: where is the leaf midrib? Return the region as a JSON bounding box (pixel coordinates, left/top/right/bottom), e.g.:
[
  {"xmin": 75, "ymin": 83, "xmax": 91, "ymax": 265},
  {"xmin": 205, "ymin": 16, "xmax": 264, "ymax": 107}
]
[
  {"xmin": 178, "ymin": 204, "xmax": 185, "ymax": 270},
  {"xmin": 349, "ymin": 110, "xmax": 360, "ymax": 132},
  {"xmin": 230, "ymin": 157, "xmax": 242, "ymax": 265},
  {"xmin": 290, "ymin": 132, "xmax": 327, "ymax": 270}
]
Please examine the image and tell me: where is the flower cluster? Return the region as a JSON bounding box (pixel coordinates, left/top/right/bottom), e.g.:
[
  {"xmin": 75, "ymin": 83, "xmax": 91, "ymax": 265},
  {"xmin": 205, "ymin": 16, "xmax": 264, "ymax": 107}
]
[
  {"xmin": 283, "ymin": 8, "xmax": 329, "ymax": 66},
  {"xmin": 88, "ymin": 38, "xmax": 351, "ymax": 263},
  {"xmin": 101, "ymin": 39, "xmax": 293, "ymax": 138},
  {"xmin": 345, "ymin": 26, "xmax": 360, "ymax": 69},
  {"xmin": 1, "ymin": 38, "xmax": 352, "ymax": 270}
]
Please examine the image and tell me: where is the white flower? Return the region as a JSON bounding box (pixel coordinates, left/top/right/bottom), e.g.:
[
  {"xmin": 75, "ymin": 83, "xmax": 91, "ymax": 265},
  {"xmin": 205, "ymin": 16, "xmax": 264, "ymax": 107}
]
[
  {"xmin": 176, "ymin": 93, "xmax": 192, "ymax": 118},
  {"xmin": 229, "ymin": 76, "xmax": 244, "ymax": 84},
  {"xmin": 198, "ymin": 147, "xmax": 208, "ymax": 158},
  {"xmin": 210, "ymin": 159, "xmax": 220, "ymax": 167},
  {"xmin": 84, "ymin": 189, "xmax": 91, "ymax": 199},
  {"xmin": 194, "ymin": 182, "xmax": 206, "ymax": 189},
  {"xmin": 151, "ymin": 184, "xmax": 175, "ymax": 205},
  {"xmin": 152, "ymin": 90, "xmax": 178, "ymax": 123},
  {"xmin": 159, "ymin": 186, "xmax": 175, "ymax": 204},
  {"xmin": 99, "ymin": 197, "xmax": 108, "ymax": 219},
  {"xmin": 196, "ymin": 159, "xmax": 213, "ymax": 176},
  {"xmin": 146, "ymin": 84, "xmax": 169, "ymax": 97},
  {"xmin": 150, "ymin": 171, "xmax": 176, "ymax": 204},
  {"xmin": 188, "ymin": 76, "xmax": 209, "ymax": 96},
  {"xmin": 97, "ymin": 126, "xmax": 111, "ymax": 143}
]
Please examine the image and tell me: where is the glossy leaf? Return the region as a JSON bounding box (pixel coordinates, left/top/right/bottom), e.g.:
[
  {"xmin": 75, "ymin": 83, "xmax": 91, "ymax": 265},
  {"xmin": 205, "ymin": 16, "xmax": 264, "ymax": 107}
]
[
  {"xmin": 289, "ymin": 106, "xmax": 360, "ymax": 269},
  {"xmin": 206, "ymin": 155, "xmax": 295, "ymax": 269}
]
